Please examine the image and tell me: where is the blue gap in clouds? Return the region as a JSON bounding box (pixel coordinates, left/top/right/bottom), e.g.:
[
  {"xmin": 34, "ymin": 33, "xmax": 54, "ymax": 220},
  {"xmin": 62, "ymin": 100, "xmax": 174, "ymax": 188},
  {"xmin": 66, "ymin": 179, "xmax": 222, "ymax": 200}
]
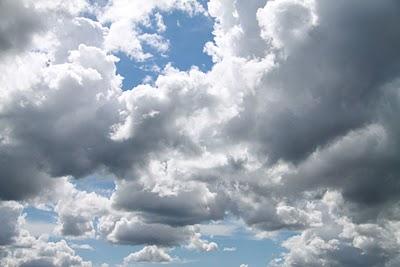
[
  {"xmin": 72, "ymin": 238, "xmax": 136, "ymax": 267},
  {"xmin": 72, "ymin": 174, "xmax": 116, "ymax": 197},
  {"xmin": 172, "ymin": 236, "xmax": 288, "ymax": 267},
  {"xmin": 115, "ymin": 52, "xmax": 157, "ymax": 91},
  {"xmin": 78, "ymin": 237, "xmax": 287, "ymax": 267},
  {"xmin": 116, "ymin": 9, "xmax": 214, "ymax": 90},
  {"xmin": 162, "ymin": 9, "xmax": 214, "ymax": 72},
  {"xmin": 24, "ymin": 207, "xmax": 57, "ymax": 223}
]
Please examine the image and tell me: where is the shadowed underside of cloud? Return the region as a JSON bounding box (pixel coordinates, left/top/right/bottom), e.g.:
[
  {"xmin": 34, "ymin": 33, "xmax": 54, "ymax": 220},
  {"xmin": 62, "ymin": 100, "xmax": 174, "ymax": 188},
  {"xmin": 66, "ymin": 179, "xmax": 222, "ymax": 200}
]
[{"xmin": 1, "ymin": 0, "xmax": 400, "ymax": 266}]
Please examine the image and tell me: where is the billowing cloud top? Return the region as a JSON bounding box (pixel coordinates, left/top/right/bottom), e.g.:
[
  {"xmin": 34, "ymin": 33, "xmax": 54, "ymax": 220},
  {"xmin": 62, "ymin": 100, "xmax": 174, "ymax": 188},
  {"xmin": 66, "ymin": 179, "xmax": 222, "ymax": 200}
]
[{"xmin": 1, "ymin": 0, "xmax": 400, "ymax": 266}]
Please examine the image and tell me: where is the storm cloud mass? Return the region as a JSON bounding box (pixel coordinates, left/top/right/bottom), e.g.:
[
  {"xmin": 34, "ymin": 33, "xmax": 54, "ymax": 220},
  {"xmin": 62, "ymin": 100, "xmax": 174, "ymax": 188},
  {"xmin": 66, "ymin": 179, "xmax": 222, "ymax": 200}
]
[{"xmin": 1, "ymin": 0, "xmax": 400, "ymax": 266}]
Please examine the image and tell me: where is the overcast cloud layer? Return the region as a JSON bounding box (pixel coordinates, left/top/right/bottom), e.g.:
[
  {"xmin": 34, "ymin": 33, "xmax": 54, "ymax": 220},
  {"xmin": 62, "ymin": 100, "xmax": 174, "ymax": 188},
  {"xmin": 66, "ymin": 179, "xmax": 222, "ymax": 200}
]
[{"xmin": 1, "ymin": 0, "xmax": 400, "ymax": 266}]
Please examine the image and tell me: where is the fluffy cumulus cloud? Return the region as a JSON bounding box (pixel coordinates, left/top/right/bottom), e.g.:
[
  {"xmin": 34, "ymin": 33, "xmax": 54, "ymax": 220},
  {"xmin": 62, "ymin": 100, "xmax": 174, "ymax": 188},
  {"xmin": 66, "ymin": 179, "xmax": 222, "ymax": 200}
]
[
  {"xmin": 1, "ymin": 236, "xmax": 92, "ymax": 267},
  {"xmin": 122, "ymin": 246, "xmax": 175, "ymax": 265},
  {"xmin": 187, "ymin": 232, "xmax": 218, "ymax": 252},
  {"xmin": 98, "ymin": 0, "xmax": 204, "ymax": 60},
  {"xmin": 0, "ymin": 197, "xmax": 91, "ymax": 267},
  {"xmin": 52, "ymin": 179, "xmax": 110, "ymax": 238},
  {"xmin": 269, "ymin": 191, "xmax": 400, "ymax": 267},
  {"xmin": 1, "ymin": 0, "xmax": 400, "ymax": 266}
]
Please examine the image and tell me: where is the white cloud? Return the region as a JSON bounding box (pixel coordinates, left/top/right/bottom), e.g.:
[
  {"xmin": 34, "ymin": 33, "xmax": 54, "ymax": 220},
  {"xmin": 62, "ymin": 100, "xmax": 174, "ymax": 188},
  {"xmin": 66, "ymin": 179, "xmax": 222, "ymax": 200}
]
[
  {"xmin": 0, "ymin": 202, "xmax": 92, "ymax": 267},
  {"xmin": 53, "ymin": 178, "xmax": 110, "ymax": 238},
  {"xmin": 99, "ymin": 0, "xmax": 204, "ymax": 60},
  {"xmin": 187, "ymin": 233, "xmax": 218, "ymax": 252},
  {"xmin": 139, "ymin": 33, "xmax": 170, "ymax": 54},
  {"xmin": 257, "ymin": 0, "xmax": 318, "ymax": 54},
  {"xmin": 0, "ymin": 236, "xmax": 92, "ymax": 267},
  {"xmin": 122, "ymin": 246, "xmax": 175, "ymax": 265},
  {"xmin": 269, "ymin": 191, "xmax": 400, "ymax": 267},
  {"xmin": 223, "ymin": 247, "xmax": 237, "ymax": 252},
  {"xmin": 70, "ymin": 243, "xmax": 94, "ymax": 251},
  {"xmin": 155, "ymin": 12, "xmax": 167, "ymax": 33}
]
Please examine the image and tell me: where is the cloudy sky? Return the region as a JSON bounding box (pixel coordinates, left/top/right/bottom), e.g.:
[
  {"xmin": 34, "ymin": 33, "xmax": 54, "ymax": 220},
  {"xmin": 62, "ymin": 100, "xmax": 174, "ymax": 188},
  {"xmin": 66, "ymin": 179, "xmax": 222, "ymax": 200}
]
[{"xmin": 1, "ymin": 0, "xmax": 400, "ymax": 266}]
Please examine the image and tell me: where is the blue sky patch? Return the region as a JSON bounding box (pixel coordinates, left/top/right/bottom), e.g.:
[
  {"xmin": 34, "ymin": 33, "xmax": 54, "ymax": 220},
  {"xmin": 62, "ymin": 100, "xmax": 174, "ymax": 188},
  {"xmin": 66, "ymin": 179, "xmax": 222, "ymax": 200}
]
[{"xmin": 115, "ymin": 10, "xmax": 213, "ymax": 90}]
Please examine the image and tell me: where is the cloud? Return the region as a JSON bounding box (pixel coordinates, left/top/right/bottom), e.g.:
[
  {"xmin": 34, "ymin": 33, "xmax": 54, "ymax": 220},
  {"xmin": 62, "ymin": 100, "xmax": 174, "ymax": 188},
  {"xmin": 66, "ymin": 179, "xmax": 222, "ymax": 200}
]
[
  {"xmin": 99, "ymin": 0, "xmax": 204, "ymax": 60},
  {"xmin": 98, "ymin": 211, "xmax": 219, "ymax": 250},
  {"xmin": 187, "ymin": 233, "xmax": 218, "ymax": 252},
  {"xmin": 0, "ymin": 201, "xmax": 23, "ymax": 245},
  {"xmin": 207, "ymin": 0, "xmax": 400, "ymax": 224},
  {"xmin": 0, "ymin": 0, "xmax": 43, "ymax": 55},
  {"xmin": 102, "ymin": 216, "xmax": 193, "ymax": 246},
  {"xmin": 112, "ymin": 179, "xmax": 227, "ymax": 226},
  {"xmin": 269, "ymin": 191, "xmax": 400, "ymax": 267},
  {"xmin": 70, "ymin": 243, "xmax": 94, "ymax": 251},
  {"xmin": 122, "ymin": 246, "xmax": 175, "ymax": 265},
  {"xmin": 257, "ymin": 0, "xmax": 317, "ymax": 52},
  {"xmin": 52, "ymin": 178, "xmax": 110, "ymax": 238},
  {"xmin": 0, "ymin": 236, "xmax": 92, "ymax": 267},
  {"xmin": 0, "ymin": 205, "xmax": 92, "ymax": 267},
  {"xmin": 0, "ymin": 40, "xmax": 124, "ymax": 200},
  {"xmin": 199, "ymin": 223, "xmax": 238, "ymax": 237},
  {"xmin": 2, "ymin": 0, "xmax": 400, "ymax": 266}
]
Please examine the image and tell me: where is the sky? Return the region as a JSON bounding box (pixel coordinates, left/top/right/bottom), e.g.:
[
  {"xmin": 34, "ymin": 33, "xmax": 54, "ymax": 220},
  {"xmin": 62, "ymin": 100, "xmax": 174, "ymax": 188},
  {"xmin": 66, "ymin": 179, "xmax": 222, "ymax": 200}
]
[{"xmin": 1, "ymin": 0, "xmax": 400, "ymax": 267}]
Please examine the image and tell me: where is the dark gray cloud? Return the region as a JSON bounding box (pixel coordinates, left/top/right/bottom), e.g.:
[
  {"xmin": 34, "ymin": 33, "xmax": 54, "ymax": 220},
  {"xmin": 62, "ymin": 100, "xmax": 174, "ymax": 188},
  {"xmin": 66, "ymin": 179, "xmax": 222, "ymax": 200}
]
[
  {"xmin": 206, "ymin": 0, "xmax": 400, "ymax": 265},
  {"xmin": 257, "ymin": 0, "xmax": 400, "ymax": 221},
  {"xmin": 0, "ymin": 44, "xmax": 120, "ymax": 200},
  {"xmin": 112, "ymin": 180, "xmax": 227, "ymax": 226},
  {"xmin": 228, "ymin": 0, "xmax": 400, "ymax": 164},
  {"xmin": 107, "ymin": 219, "xmax": 193, "ymax": 246},
  {"xmin": 0, "ymin": 148, "xmax": 55, "ymax": 200},
  {"xmin": 210, "ymin": 0, "xmax": 400, "ymax": 225},
  {"xmin": 20, "ymin": 259, "xmax": 56, "ymax": 267}
]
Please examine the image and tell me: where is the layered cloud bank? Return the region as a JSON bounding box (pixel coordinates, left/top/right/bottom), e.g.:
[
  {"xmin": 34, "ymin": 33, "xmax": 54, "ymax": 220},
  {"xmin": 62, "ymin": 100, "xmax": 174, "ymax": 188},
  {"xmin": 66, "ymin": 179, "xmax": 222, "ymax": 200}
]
[{"xmin": 1, "ymin": 0, "xmax": 400, "ymax": 266}]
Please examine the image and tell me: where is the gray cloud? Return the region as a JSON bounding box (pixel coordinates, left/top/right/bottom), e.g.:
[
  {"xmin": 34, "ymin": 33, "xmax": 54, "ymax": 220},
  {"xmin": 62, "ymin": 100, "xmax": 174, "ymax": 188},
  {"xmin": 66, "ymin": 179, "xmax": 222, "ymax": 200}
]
[
  {"xmin": 112, "ymin": 180, "xmax": 227, "ymax": 226},
  {"xmin": 0, "ymin": 149, "xmax": 56, "ymax": 200},
  {"xmin": 58, "ymin": 214, "xmax": 94, "ymax": 237},
  {"xmin": 0, "ymin": 0, "xmax": 43, "ymax": 55},
  {"xmin": 206, "ymin": 0, "xmax": 400, "ymax": 226},
  {"xmin": 106, "ymin": 218, "xmax": 193, "ymax": 246},
  {"xmin": 228, "ymin": 0, "xmax": 400, "ymax": 164},
  {"xmin": 0, "ymin": 201, "xmax": 22, "ymax": 245},
  {"xmin": 20, "ymin": 259, "xmax": 56, "ymax": 267}
]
